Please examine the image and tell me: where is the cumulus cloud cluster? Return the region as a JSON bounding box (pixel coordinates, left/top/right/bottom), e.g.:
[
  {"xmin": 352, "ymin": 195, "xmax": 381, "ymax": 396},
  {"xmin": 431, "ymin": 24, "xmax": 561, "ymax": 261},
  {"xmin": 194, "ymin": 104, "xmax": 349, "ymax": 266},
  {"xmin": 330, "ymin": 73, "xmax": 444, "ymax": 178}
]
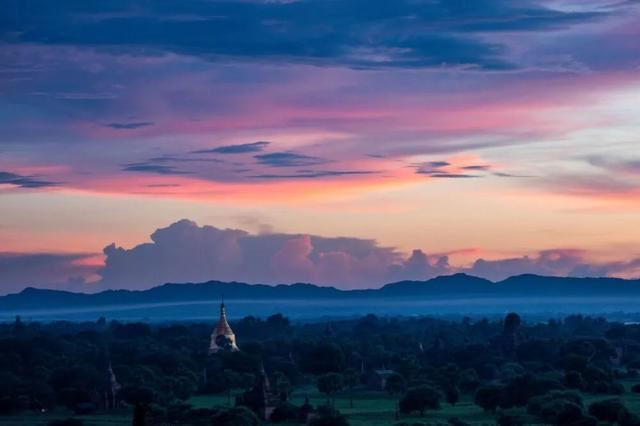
[
  {"xmin": 100, "ymin": 219, "xmax": 419, "ymax": 290},
  {"xmin": 97, "ymin": 220, "xmax": 640, "ymax": 291}
]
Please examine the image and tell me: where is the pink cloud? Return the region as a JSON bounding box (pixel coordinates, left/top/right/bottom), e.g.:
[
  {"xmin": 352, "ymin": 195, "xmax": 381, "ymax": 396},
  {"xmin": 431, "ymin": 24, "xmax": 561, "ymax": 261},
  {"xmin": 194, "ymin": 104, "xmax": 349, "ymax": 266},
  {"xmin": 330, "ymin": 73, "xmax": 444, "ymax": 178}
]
[{"xmin": 271, "ymin": 235, "xmax": 316, "ymax": 282}]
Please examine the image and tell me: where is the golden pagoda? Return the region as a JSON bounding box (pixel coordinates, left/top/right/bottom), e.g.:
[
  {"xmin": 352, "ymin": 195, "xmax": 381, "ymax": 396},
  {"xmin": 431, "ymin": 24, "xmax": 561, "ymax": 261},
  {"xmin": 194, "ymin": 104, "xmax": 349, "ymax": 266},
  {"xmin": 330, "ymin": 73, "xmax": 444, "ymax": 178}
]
[{"xmin": 208, "ymin": 300, "xmax": 239, "ymax": 354}]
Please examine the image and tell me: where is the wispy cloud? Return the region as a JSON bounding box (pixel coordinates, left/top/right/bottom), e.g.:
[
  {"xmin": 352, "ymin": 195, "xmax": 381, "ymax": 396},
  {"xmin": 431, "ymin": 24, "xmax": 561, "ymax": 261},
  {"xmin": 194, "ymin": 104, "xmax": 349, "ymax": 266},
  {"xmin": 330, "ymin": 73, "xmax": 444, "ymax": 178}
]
[
  {"xmin": 462, "ymin": 164, "xmax": 491, "ymax": 171},
  {"xmin": 250, "ymin": 170, "xmax": 376, "ymax": 179},
  {"xmin": 146, "ymin": 183, "xmax": 182, "ymax": 188},
  {"xmin": 423, "ymin": 161, "xmax": 451, "ymax": 168},
  {"xmin": 413, "ymin": 159, "xmax": 487, "ymax": 178},
  {"xmin": 105, "ymin": 121, "xmax": 154, "ymax": 130},
  {"xmin": 0, "ymin": 171, "xmax": 59, "ymax": 189},
  {"xmin": 424, "ymin": 173, "xmax": 479, "ymax": 179},
  {"xmin": 193, "ymin": 141, "xmax": 270, "ymax": 154},
  {"xmin": 121, "ymin": 163, "xmax": 192, "ymax": 175},
  {"xmin": 255, "ymin": 152, "xmax": 328, "ymax": 167},
  {"xmin": 147, "ymin": 155, "xmax": 224, "ymax": 164},
  {"xmin": 588, "ymin": 155, "xmax": 640, "ymax": 176}
]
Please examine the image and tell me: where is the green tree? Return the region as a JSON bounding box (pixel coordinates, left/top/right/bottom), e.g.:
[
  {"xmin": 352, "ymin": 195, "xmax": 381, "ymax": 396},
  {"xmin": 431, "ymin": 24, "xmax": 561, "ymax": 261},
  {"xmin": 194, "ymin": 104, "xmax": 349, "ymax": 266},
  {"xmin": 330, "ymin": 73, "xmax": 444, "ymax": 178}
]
[
  {"xmin": 309, "ymin": 406, "xmax": 349, "ymax": 426},
  {"xmin": 266, "ymin": 313, "xmax": 290, "ymax": 333},
  {"xmin": 474, "ymin": 384, "xmax": 503, "ymax": 413},
  {"xmin": 537, "ymin": 400, "xmax": 584, "ymax": 424},
  {"xmin": 317, "ymin": 373, "xmax": 344, "ymax": 408},
  {"xmin": 170, "ymin": 375, "xmax": 198, "ymax": 400},
  {"xmin": 446, "ymin": 387, "xmax": 460, "ymax": 406},
  {"xmin": 303, "ymin": 343, "xmax": 344, "ymax": 374},
  {"xmin": 222, "ymin": 369, "xmax": 240, "ymax": 406},
  {"xmin": 48, "ymin": 419, "xmax": 84, "ymax": 426},
  {"xmin": 565, "ymin": 371, "xmax": 585, "ymax": 389},
  {"xmin": 120, "ymin": 385, "xmax": 154, "ymax": 406},
  {"xmin": 211, "ymin": 407, "xmax": 260, "ymax": 426},
  {"xmin": 588, "ymin": 398, "xmax": 630, "ymax": 423},
  {"xmin": 458, "ymin": 368, "xmax": 480, "ymax": 393},
  {"xmin": 132, "ymin": 403, "xmax": 152, "ymax": 426},
  {"xmin": 0, "ymin": 372, "xmax": 26, "ymax": 414},
  {"xmin": 399, "ymin": 385, "xmax": 441, "ymax": 416},
  {"xmin": 384, "ymin": 373, "xmax": 406, "ymax": 420},
  {"xmin": 343, "ymin": 368, "xmax": 359, "ymax": 408}
]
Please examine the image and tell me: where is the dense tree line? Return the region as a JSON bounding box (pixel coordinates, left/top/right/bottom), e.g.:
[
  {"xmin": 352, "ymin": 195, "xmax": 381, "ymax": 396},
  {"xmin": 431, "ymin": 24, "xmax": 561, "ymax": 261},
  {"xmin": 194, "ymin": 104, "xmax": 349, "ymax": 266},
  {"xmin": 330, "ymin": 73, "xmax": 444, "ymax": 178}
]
[{"xmin": 2, "ymin": 313, "xmax": 640, "ymax": 424}]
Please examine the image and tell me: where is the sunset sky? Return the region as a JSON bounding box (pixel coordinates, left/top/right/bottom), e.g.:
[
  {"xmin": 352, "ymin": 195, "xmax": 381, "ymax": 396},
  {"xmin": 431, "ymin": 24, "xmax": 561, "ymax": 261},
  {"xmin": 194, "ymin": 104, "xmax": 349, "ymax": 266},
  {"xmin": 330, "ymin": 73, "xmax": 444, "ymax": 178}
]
[{"xmin": 1, "ymin": 0, "xmax": 640, "ymax": 293}]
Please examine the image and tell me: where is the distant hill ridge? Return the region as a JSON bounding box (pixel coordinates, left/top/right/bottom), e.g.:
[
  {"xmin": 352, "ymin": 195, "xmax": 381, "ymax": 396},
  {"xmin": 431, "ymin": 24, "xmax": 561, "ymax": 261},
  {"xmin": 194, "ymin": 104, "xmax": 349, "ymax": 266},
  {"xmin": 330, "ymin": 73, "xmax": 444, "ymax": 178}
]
[{"xmin": 2, "ymin": 273, "xmax": 640, "ymax": 313}]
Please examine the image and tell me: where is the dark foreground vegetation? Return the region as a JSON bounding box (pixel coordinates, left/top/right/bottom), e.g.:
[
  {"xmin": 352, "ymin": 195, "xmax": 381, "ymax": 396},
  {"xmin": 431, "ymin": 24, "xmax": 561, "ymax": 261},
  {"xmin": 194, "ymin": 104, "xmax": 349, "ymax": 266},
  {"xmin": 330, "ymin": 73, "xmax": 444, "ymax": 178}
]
[{"xmin": 3, "ymin": 313, "xmax": 640, "ymax": 425}]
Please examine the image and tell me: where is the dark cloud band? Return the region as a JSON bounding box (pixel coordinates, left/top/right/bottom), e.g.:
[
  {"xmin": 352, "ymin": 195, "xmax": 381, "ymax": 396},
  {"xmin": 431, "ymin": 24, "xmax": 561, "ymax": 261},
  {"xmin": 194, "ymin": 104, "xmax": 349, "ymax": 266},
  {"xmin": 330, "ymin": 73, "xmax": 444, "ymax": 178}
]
[
  {"xmin": 0, "ymin": 171, "xmax": 59, "ymax": 188},
  {"xmin": 105, "ymin": 121, "xmax": 154, "ymax": 130},
  {"xmin": 0, "ymin": 0, "xmax": 611, "ymax": 71},
  {"xmin": 254, "ymin": 152, "xmax": 328, "ymax": 167},
  {"xmin": 193, "ymin": 141, "xmax": 270, "ymax": 154}
]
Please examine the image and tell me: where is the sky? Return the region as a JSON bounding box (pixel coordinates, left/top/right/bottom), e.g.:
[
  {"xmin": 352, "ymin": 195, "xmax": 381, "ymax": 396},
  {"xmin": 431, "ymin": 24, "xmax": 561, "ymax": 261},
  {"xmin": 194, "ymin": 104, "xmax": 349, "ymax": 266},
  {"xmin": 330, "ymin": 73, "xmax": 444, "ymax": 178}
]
[{"xmin": 1, "ymin": 0, "xmax": 640, "ymax": 294}]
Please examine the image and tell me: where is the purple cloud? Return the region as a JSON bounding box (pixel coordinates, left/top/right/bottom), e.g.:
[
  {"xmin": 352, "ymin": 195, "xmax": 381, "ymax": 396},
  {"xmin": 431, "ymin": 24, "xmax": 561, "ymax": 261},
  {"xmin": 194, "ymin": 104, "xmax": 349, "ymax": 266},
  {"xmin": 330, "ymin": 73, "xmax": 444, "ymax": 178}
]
[
  {"xmin": 464, "ymin": 249, "xmax": 640, "ymax": 282},
  {"xmin": 0, "ymin": 253, "xmax": 98, "ymax": 294}
]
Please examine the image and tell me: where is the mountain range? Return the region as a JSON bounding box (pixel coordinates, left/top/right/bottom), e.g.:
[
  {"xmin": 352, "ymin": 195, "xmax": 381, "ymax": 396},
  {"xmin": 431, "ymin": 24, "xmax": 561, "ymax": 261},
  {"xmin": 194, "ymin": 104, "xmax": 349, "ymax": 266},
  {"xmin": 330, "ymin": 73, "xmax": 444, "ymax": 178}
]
[{"xmin": 2, "ymin": 273, "xmax": 640, "ymax": 315}]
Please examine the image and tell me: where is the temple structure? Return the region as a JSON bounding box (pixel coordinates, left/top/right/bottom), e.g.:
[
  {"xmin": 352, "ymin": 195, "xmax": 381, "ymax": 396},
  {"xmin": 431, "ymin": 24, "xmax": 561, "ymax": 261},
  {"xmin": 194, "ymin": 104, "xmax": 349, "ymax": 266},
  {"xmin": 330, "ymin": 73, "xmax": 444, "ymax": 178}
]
[
  {"xmin": 208, "ymin": 300, "xmax": 239, "ymax": 354},
  {"xmin": 101, "ymin": 361, "xmax": 121, "ymax": 410},
  {"xmin": 497, "ymin": 312, "xmax": 522, "ymax": 357},
  {"xmin": 236, "ymin": 364, "xmax": 280, "ymax": 421}
]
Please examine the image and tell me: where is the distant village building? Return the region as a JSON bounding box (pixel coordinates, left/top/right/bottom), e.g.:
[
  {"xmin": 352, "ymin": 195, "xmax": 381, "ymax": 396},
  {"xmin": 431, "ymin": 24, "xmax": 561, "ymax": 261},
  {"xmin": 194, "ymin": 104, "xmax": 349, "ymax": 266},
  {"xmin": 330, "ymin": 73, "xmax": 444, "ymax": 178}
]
[
  {"xmin": 209, "ymin": 300, "xmax": 239, "ymax": 354},
  {"xmin": 367, "ymin": 369, "xmax": 396, "ymax": 391}
]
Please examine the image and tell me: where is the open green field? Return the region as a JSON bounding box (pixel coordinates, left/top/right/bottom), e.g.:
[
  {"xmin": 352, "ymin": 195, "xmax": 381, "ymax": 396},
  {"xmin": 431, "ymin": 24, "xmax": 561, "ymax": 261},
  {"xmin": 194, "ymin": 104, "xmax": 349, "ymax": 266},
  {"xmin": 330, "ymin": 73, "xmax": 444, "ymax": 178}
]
[
  {"xmin": 2, "ymin": 380, "xmax": 640, "ymax": 426},
  {"xmin": 0, "ymin": 412, "xmax": 130, "ymax": 426},
  {"xmin": 188, "ymin": 378, "xmax": 640, "ymax": 425},
  {"xmin": 296, "ymin": 391, "xmax": 496, "ymax": 426},
  {"xmin": 191, "ymin": 389, "xmax": 501, "ymax": 425},
  {"xmin": 0, "ymin": 392, "xmax": 496, "ymax": 426}
]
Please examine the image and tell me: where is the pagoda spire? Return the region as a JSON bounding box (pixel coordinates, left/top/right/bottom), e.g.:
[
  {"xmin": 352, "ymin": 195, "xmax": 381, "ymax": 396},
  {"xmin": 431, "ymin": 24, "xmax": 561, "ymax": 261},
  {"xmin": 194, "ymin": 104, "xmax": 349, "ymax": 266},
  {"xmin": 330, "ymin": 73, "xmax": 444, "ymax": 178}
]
[{"xmin": 208, "ymin": 298, "xmax": 239, "ymax": 354}]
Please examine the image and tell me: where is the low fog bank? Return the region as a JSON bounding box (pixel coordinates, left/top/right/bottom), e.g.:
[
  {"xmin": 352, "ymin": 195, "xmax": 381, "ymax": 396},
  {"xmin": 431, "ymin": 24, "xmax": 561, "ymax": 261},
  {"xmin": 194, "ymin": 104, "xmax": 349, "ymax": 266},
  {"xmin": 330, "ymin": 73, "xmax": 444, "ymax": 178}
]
[{"xmin": 4, "ymin": 297, "xmax": 640, "ymax": 323}]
